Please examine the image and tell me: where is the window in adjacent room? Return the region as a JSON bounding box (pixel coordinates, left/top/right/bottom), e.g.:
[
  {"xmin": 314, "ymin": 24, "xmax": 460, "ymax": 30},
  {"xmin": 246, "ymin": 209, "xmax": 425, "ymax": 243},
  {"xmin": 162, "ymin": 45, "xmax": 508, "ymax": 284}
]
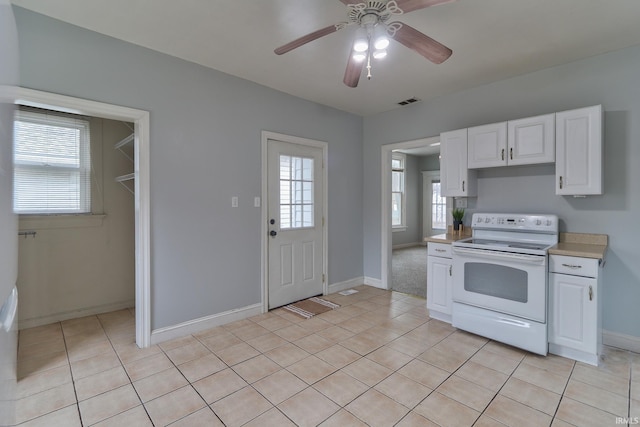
[
  {"xmin": 431, "ymin": 179, "xmax": 446, "ymax": 230},
  {"xmin": 391, "ymin": 152, "xmax": 406, "ymax": 229},
  {"xmin": 13, "ymin": 108, "xmax": 91, "ymax": 214}
]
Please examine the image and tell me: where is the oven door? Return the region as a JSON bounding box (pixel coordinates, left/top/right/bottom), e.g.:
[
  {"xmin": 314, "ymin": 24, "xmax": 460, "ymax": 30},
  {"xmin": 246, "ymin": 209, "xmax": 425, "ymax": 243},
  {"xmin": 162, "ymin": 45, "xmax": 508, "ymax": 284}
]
[{"xmin": 451, "ymin": 246, "xmax": 547, "ymax": 322}]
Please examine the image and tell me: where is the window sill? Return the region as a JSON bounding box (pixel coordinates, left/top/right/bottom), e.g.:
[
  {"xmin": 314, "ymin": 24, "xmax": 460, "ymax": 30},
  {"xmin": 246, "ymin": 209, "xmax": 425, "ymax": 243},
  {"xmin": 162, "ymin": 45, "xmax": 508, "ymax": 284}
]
[
  {"xmin": 19, "ymin": 214, "xmax": 106, "ymax": 230},
  {"xmin": 392, "ymin": 226, "xmax": 407, "ymax": 233}
]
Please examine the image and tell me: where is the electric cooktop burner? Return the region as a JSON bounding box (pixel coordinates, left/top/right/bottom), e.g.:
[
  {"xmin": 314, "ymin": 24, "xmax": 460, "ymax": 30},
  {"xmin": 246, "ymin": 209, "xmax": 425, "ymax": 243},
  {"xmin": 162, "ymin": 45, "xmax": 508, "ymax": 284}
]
[{"xmin": 461, "ymin": 238, "xmax": 550, "ymax": 251}]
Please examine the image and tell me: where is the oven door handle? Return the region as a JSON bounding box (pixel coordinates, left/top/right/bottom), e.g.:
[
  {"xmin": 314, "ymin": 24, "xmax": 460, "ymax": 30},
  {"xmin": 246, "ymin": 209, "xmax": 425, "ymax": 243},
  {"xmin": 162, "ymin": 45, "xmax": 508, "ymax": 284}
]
[{"xmin": 451, "ymin": 247, "xmax": 545, "ymax": 264}]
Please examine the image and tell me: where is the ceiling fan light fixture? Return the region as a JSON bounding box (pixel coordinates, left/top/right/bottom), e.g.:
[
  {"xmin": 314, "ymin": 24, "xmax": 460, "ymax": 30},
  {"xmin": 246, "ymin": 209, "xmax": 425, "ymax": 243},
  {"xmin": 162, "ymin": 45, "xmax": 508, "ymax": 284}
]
[
  {"xmin": 373, "ymin": 49, "xmax": 387, "ymax": 59},
  {"xmin": 374, "ymin": 36, "xmax": 389, "ymax": 50},
  {"xmin": 353, "ymin": 52, "xmax": 367, "ymax": 62},
  {"xmin": 353, "ymin": 39, "xmax": 369, "ymax": 52}
]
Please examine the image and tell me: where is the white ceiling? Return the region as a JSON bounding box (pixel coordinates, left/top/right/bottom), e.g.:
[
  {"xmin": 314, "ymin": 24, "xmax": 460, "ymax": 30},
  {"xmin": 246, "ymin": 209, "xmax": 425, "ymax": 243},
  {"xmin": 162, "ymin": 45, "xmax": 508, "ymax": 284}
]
[{"xmin": 11, "ymin": 0, "xmax": 640, "ymax": 116}]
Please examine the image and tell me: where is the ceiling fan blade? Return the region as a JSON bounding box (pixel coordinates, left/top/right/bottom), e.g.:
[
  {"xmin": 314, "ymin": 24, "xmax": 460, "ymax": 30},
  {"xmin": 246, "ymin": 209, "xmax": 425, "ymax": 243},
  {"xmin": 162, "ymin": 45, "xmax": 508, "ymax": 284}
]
[
  {"xmin": 390, "ymin": 22, "xmax": 452, "ymax": 64},
  {"xmin": 275, "ymin": 25, "xmax": 341, "ymax": 55},
  {"xmin": 343, "ymin": 53, "xmax": 364, "ymax": 88},
  {"xmin": 395, "ymin": 0, "xmax": 456, "ymax": 13}
]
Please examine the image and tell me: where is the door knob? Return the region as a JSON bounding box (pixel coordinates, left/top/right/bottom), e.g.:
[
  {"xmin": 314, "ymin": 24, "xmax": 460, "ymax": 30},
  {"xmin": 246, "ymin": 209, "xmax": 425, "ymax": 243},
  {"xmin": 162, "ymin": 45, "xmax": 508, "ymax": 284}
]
[{"xmin": 270, "ymin": 230, "xmax": 277, "ymax": 237}]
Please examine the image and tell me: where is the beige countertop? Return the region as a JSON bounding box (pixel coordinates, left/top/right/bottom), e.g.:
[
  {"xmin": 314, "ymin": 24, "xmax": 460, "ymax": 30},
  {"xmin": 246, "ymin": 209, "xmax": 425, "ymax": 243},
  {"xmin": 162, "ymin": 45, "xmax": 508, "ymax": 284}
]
[
  {"xmin": 548, "ymin": 232, "xmax": 608, "ymax": 261},
  {"xmin": 424, "ymin": 229, "xmax": 608, "ymax": 261},
  {"xmin": 423, "ymin": 226, "xmax": 471, "ymax": 244}
]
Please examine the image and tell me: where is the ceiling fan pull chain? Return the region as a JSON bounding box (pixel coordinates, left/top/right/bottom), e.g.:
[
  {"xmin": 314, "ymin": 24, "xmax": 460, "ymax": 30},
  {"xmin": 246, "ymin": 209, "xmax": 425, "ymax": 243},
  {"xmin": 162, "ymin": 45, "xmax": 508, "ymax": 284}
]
[{"xmin": 367, "ymin": 54, "xmax": 373, "ymax": 80}]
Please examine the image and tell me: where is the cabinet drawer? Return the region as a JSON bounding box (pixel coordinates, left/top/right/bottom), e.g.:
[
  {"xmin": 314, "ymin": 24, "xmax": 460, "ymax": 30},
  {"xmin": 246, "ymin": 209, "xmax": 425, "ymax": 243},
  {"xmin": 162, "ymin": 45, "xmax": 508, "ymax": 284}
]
[
  {"xmin": 428, "ymin": 243, "xmax": 451, "ymax": 258},
  {"xmin": 550, "ymin": 255, "xmax": 599, "ymax": 278}
]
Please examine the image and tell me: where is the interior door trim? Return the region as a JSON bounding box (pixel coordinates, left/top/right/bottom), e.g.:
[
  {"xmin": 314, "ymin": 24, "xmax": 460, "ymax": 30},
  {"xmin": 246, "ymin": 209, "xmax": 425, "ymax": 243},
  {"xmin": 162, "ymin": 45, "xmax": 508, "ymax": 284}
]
[{"xmin": 260, "ymin": 131, "xmax": 328, "ymax": 313}]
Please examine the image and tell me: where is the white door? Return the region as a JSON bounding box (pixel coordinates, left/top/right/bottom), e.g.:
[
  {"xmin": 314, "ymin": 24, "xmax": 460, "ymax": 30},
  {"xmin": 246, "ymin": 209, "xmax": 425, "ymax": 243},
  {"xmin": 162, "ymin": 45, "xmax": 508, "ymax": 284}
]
[
  {"xmin": 440, "ymin": 129, "xmax": 476, "ymax": 197},
  {"xmin": 467, "ymin": 122, "xmax": 507, "ymax": 169},
  {"xmin": 555, "ymin": 105, "xmax": 603, "ymax": 195},
  {"xmin": 549, "ymin": 272, "xmax": 597, "ymax": 353},
  {"xmin": 267, "ymin": 139, "xmax": 324, "ymax": 309}
]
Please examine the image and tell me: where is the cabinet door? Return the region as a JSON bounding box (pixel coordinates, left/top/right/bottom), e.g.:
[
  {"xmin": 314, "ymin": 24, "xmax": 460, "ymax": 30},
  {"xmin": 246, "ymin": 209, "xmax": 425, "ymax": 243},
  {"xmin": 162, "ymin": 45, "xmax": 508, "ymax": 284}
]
[
  {"xmin": 427, "ymin": 255, "xmax": 452, "ymax": 315},
  {"xmin": 508, "ymin": 113, "xmax": 555, "ymax": 166},
  {"xmin": 556, "ymin": 105, "xmax": 603, "ymax": 195},
  {"xmin": 440, "ymin": 129, "xmax": 477, "ymax": 197},
  {"xmin": 549, "ymin": 272, "xmax": 597, "ymax": 354},
  {"xmin": 468, "ymin": 122, "xmax": 507, "ymax": 169}
]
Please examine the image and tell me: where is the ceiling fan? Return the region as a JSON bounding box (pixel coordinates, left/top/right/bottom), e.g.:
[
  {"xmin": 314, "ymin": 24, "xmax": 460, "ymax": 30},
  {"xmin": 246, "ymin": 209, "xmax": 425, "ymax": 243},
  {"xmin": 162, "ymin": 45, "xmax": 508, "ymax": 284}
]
[{"xmin": 274, "ymin": 0, "xmax": 455, "ymax": 88}]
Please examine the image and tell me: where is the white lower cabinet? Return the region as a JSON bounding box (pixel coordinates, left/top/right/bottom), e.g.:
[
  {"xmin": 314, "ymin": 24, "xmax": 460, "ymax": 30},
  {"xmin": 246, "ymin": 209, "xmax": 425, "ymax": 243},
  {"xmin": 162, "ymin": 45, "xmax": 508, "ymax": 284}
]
[
  {"xmin": 548, "ymin": 255, "xmax": 602, "ymax": 365},
  {"xmin": 427, "ymin": 243, "xmax": 453, "ymax": 323}
]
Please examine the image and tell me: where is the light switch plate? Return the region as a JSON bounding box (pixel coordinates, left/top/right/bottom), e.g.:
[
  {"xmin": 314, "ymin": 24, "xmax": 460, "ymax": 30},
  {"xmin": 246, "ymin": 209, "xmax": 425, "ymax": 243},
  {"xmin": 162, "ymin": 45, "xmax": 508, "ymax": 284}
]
[
  {"xmin": 254, "ymin": 197, "xmax": 261, "ymax": 207},
  {"xmin": 232, "ymin": 196, "xmax": 238, "ymax": 208}
]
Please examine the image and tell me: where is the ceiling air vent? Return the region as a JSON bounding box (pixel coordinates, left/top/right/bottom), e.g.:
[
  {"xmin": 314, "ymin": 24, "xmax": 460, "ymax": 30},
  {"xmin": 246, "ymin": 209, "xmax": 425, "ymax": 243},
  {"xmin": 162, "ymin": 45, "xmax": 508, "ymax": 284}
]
[{"xmin": 397, "ymin": 97, "xmax": 421, "ymax": 106}]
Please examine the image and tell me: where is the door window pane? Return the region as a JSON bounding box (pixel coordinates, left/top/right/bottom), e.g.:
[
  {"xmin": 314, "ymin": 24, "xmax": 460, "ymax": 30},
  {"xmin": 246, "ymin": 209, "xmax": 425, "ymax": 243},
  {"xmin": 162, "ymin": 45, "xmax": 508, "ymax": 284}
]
[{"xmin": 280, "ymin": 155, "xmax": 314, "ymax": 229}]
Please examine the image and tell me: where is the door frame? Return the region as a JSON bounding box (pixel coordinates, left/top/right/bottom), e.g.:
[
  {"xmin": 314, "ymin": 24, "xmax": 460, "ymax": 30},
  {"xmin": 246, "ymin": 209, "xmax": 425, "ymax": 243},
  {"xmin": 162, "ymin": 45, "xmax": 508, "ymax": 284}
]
[
  {"xmin": 381, "ymin": 136, "xmax": 439, "ymax": 290},
  {"xmin": 261, "ymin": 131, "xmax": 328, "ymax": 312},
  {"xmin": 14, "ymin": 87, "xmax": 152, "ymax": 348}
]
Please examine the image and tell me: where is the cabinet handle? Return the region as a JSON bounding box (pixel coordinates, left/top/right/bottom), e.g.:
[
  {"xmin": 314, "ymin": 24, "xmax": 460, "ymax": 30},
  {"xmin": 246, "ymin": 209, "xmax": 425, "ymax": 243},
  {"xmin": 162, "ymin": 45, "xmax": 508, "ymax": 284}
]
[
  {"xmin": 435, "ymin": 249, "xmax": 446, "ymax": 253},
  {"xmin": 559, "ymin": 176, "xmax": 563, "ymax": 189},
  {"xmin": 462, "ymin": 181, "xmax": 465, "ymax": 192},
  {"xmin": 510, "ymin": 147, "xmax": 513, "ymax": 160},
  {"xmin": 561, "ymin": 263, "xmax": 582, "ymax": 269},
  {"xmin": 589, "ymin": 285, "xmax": 593, "ymax": 301},
  {"xmin": 449, "ymin": 265, "xmax": 452, "ymax": 276},
  {"xmin": 501, "ymin": 149, "xmax": 505, "ymax": 161}
]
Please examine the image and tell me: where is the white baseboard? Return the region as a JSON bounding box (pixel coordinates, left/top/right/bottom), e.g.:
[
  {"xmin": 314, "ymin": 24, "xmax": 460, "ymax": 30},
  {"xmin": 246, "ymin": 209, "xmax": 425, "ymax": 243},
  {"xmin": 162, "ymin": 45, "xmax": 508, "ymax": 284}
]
[
  {"xmin": 364, "ymin": 276, "xmax": 386, "ymax": 290},
  {"xmin": 603, "ymin": 329, "xmax": 640, "ymax": 353},
  {"xmin": 150, "ymin": 303, "xmax": 262, "ymax": 345},
  {"xmin": 18, "ymin": 299, "xmax": 135, "ymax": 330},
  {"xmin": 328, "ymin": 277, "xmax": 365, "ymax": 294},
  {"xmin": 392, "ymin": 242, "xmax": 424, "ymax": 249}
]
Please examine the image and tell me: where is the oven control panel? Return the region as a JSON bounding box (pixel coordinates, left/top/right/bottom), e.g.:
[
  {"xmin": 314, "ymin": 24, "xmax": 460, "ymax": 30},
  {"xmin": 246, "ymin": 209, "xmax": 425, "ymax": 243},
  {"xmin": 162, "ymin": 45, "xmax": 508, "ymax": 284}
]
[{"xmin": 472, "ymin": 213, "xmax": 558, "ymax": 232}]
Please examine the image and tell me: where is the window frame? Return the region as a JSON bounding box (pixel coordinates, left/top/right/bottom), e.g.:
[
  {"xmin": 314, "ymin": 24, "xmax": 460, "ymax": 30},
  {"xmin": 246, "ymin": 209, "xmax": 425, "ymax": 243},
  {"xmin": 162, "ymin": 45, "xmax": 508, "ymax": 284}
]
[
  {"xmin": 422, "ymin": 171, "xmax": 450, "ymax": 238},
  {"xmin": 391, "ymin": 152, "xmax": 406, "ymax": 231},
  {"xmin": 13, "ymin": 108, "xmax": 92, "ymax": 215}
]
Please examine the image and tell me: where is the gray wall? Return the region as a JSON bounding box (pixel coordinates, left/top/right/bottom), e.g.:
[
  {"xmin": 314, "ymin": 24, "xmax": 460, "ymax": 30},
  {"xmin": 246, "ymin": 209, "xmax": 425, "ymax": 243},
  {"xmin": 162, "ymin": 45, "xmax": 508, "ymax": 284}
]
[
  {"xmin": 14, "ymin": 7, "xmax": 364, "ymax": 330},
  {"xmin": 0, "ymin": 1, "xmax": 18, "ymax": 424},
  {"xmin": 363, "ymin": 45, "xmax": 640, "ymax": 338},
  {"xmin": 420, "ymin": 154, "xmax": 440, "ymax": 172}
]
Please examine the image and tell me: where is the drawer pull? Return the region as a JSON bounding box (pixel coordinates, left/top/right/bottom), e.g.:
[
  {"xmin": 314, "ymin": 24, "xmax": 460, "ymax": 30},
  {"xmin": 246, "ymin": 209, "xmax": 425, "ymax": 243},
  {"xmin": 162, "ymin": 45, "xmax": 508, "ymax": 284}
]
[
  {"xmin": 435, "ymin": 249, "xmax": 446, "ymax": 253},
  {"xmin": 589, "ymin": 286, "xmax": 593, "ymax": 301},
  {"xmin": 501, "ymin": 149, "xmax": 505, "ymax": 161},
  {"xmin": 449, "ymin": 265, "xmax": 452, "ymax": 276},
  {"xmin": 561, "ymin": 263, "xmax": 582, "ymax": 269}
]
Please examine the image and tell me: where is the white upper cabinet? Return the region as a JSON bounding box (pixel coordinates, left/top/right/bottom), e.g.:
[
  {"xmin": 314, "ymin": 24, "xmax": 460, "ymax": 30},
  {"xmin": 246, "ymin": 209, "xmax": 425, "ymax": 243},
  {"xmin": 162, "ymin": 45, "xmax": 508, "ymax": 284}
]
[
  {"xmin": 441, "ymin": 129, "xmax": 477, "ymax": 197},
  {"xmin": 508, "ymin": 113, "xmax": 555, "ymax": 166},
  {"xmin": 468, "ymin": 114, "xmax": 555, "ymax": 169},
  {"xmin": 556, "ymin": 105, "xmax": 603, "ymax": 195},
  {"xmin": 468, "ymin": 122, "xmax": 507, "ymax": 168}
]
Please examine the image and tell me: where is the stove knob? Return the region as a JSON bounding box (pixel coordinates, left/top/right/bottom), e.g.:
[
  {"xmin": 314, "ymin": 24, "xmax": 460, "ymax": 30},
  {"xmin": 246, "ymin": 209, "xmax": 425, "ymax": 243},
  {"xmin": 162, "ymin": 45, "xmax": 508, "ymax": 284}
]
[
  {"xmin": 536, "ymin": 219, "xmax": 542, "ymax": 225},
  {"xmin": 546, "ymin": 219, "xmax": 552, "ymax": 226},
  {"xmin": 485, "ymin": 218, "xmax": 490, "ymax": 223}
]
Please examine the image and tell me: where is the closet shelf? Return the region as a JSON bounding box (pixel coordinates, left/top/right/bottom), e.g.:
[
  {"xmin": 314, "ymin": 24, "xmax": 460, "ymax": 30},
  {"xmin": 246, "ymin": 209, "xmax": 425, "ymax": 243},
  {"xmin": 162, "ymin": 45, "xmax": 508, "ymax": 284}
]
[
  {"xmin": 115, "ymin": 173, "xmax": 135, "ymax": 182},
  {"xmin": 114, "ymin": 134, "xmax": 134, "ymax": 150},
  {"xmin": 115, "ymin": 127, "xmax": 135, "ymax": 194},
  {"xmin": 115, "ymin": 173, "xmax": 135, "ymax": 195}
]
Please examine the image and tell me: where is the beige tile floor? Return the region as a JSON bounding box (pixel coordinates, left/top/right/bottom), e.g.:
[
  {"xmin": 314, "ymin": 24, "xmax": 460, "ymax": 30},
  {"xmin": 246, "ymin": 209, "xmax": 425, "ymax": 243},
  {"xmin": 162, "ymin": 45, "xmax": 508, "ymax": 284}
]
[{"xmin": 14, "ymin": 285, "xmax": 640, "ymax": 426}]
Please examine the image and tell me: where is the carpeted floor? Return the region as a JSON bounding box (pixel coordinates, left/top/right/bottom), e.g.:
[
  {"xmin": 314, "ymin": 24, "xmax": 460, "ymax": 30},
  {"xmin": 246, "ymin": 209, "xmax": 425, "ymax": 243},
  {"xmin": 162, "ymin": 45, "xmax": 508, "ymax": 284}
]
[{"xmin": 391, "ymin": 245, "xmax": 428, "ymax": 298}]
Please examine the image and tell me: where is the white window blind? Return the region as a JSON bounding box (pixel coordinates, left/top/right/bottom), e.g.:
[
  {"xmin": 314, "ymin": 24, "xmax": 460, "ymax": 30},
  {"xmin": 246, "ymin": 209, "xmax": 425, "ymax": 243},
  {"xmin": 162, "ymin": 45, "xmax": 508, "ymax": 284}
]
[{"xmin": 13, "ymin": 109, "xmax": 91, "ymax": 214}]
